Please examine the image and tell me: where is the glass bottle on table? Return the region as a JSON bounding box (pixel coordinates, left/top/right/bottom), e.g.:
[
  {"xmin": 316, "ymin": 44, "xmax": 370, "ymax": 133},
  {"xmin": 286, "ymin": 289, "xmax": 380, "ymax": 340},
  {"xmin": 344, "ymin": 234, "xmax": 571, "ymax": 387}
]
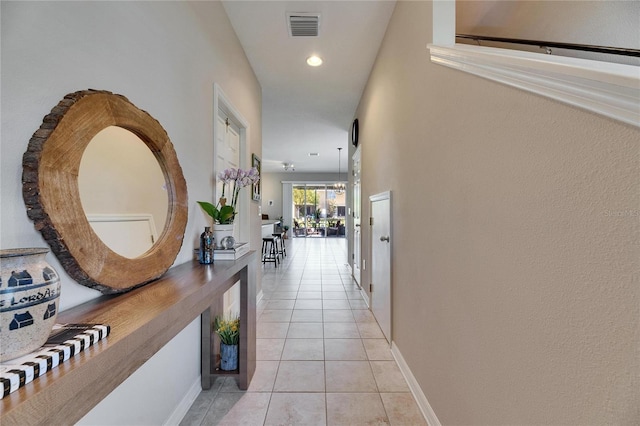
[{"xmin": 200, "ymin": 226, "xmax": 214, "ymax": 264}]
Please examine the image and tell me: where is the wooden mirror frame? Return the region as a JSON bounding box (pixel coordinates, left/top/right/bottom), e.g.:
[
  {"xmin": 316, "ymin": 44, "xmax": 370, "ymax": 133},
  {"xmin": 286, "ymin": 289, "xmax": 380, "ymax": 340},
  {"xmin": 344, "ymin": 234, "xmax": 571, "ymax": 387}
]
[{"xmin": 23, "ymin": 90, "xmax": 188, "ymax": 294}]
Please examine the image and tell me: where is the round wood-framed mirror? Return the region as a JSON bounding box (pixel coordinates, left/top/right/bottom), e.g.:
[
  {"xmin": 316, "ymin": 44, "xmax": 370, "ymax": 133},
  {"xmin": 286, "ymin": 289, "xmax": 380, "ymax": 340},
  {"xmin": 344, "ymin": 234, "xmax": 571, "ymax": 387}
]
[{"xmin": 22, "ymin": 90, "xmax": 188, "ymax": 294}]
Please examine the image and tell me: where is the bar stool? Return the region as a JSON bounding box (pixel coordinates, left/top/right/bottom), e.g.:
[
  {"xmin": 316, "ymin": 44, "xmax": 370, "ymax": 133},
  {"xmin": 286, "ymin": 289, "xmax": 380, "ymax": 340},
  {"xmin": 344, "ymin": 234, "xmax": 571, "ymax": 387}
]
[
  {"xmin": 271, "ymin": 233, "xmax": 282, "ymax": 263},
  {"xmin": 272, "ymin": 232, "xmax": 286, "ymax": 258},
  {"xmin": 261, "ymin": 237, "xmax": 278, "ymax": 267}
]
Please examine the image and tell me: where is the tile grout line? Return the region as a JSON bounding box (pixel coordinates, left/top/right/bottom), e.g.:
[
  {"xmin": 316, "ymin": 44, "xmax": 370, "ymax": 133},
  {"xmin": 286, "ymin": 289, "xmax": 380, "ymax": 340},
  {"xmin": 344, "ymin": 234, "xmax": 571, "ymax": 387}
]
[{"xmin": 255, "ymin": 238, "xmax": 407, "ymax": 425}]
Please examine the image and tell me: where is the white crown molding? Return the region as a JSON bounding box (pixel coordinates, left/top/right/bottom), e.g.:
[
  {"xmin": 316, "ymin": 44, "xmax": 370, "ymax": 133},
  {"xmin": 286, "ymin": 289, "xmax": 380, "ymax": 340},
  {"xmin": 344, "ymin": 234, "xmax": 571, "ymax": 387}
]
[
  {"xmin": 428, "ymin": 43, "xmax": 640, "ymax": 128},
  {"xmin": 391, "ymin": 342, "xmax": 441, "ymax": 426}
]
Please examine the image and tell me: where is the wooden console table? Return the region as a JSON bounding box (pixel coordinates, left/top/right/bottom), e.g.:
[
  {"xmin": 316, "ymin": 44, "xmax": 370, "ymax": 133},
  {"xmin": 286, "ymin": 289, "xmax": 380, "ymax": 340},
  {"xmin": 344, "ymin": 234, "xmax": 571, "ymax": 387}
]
[{"xmin": 0, "ymin": 252, "xmax": 257, "ymax": 425}]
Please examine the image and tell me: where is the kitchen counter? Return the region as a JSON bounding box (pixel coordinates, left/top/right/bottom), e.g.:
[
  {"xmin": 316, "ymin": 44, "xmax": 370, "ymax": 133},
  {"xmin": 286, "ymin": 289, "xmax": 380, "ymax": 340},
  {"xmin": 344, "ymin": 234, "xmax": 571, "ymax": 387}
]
[{"xmin": 261, "ymin": 220, "xmax": 281, "ymax": 238}]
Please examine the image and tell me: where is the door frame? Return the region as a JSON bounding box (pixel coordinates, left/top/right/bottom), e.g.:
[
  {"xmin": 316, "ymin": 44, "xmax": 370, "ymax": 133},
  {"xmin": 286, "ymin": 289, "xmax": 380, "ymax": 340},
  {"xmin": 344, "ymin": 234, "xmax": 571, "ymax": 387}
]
[
  {"xmin": 213, "ymin": 83, "xmax": 250, "ymax": 244},
  {"xmin": 214, "ymin": 84, "xmax": 250, "ymax": 317},
  {"xmin": 351, "ymin": 146, "xmax": 362, "ymax": 288}
]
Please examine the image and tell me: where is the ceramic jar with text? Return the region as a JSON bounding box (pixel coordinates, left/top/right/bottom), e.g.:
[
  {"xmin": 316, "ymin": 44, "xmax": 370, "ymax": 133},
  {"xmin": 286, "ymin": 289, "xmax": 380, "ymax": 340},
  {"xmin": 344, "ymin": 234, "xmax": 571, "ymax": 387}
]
[{"xmin": 0, "ymin": 248, "xmax": 61, "ymax": 361}]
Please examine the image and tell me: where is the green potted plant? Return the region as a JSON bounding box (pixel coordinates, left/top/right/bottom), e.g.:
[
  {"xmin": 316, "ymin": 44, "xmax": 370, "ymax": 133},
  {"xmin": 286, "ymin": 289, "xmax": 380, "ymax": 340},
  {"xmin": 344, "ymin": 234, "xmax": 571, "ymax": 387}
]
[
  {"xmin": 198, "ymin": 167, "xmax": 260, "ymax": 247},
  {"xmin": 214, "ymin": 314, "xmax": 240, "ymax": 371},
  {"xmin": 198, "ymin": 167, "xmax": 260, "ymax": 224}
]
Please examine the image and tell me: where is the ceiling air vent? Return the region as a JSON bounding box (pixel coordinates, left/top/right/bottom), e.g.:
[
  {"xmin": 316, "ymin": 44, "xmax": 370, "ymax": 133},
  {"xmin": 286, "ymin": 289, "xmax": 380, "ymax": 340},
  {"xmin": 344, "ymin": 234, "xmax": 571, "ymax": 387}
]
[{"xmin": 287, "ymin": 13, "xmax": 320, "ymax": 37}]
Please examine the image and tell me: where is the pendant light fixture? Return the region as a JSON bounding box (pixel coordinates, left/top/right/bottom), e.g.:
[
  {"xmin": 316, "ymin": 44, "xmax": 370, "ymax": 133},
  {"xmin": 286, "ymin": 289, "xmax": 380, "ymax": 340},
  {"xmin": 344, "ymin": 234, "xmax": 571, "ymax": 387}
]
[{"xmin": 334, "ymin": 147, "xmax": 345, "ymax": 194}]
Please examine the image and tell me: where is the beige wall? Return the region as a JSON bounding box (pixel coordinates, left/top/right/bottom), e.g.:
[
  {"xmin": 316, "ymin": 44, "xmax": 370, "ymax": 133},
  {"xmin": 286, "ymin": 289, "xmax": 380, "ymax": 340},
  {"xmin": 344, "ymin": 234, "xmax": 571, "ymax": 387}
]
[
  {"xmin": 1, "ymin": 0, "xmax": 262, "ymax": 309},
  {"xmin": 355, "ymin": 1, "xmax": 639, "ymax": 424},
  {"xmin": 1, "ymin": 1, "xmax": 261, "ymax": 423},
  {"xmin": 456, "ymin": 0, "xmax": 640, "ymax": 65},
  {"xmin": 457, "ymin": 0, "xmax": 640, "ymax": 47}
]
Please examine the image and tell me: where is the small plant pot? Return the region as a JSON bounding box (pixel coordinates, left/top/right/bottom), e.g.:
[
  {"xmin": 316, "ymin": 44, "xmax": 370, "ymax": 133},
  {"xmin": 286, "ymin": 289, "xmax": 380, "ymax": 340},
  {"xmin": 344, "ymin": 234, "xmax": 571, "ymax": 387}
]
[
  {"xmin": 220, "ymin": 343, "xmax": 238, "ymax": 371},
  {"xmin": 213, "ymin": 224, "xmax": 235, "ymax": 249}
]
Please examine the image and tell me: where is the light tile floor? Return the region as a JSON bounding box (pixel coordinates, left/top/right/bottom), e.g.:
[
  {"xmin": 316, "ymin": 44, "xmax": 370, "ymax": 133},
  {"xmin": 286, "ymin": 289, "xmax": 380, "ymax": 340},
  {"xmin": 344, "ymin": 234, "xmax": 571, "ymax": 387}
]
[{"xmin": 181, "ymin": 237, "xmax": 426, "ymax": 426}]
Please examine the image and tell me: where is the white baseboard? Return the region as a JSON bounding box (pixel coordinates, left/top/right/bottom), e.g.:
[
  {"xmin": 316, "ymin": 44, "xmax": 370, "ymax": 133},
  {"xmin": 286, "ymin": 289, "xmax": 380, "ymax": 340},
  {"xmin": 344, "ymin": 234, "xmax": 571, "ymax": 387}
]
[
  {"xmin": 359, "ymin": 287, "xmax": 370, "ymax": 308},
  {"xmin": 165, "ymin": 377, "xmax": 201, "ymax": 426},
  {"xmin": 391, "ymin": 342, "xmax": 441, "ymax": 426}
]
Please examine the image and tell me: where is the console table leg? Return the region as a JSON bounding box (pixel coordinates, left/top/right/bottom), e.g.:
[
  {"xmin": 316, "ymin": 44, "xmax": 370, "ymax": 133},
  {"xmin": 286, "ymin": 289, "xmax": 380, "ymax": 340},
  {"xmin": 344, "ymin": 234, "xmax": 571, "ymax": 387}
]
[
  {"xmin": 238, "ymin": 261, "xmax": 256, "ymax": 390},
  {"xmin": 200, "ymin": 307, "xmax": 213, "ymax": 389},
  {"xmin": 200, "ymin": 262, "xmax": 256, "ymax": 391}
]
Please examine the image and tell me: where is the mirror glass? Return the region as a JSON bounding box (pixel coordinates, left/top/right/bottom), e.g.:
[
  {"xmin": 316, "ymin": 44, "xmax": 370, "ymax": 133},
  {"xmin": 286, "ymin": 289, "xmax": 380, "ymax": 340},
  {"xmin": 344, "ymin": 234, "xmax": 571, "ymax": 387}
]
[{"xmin": 78, "ymin": 126, "xmax": 168, "ymax": 259}]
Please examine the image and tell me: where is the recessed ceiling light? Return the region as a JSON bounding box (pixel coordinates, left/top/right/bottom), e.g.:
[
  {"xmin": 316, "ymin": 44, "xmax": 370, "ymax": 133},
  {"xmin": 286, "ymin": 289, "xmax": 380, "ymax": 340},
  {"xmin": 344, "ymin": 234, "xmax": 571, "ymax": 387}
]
[
  {"xmin": 309, "ymin": 152, "xmax": 319, "ymax": 156},
  {"xmin": 306, "ymin": 55, "xmax": 323, "ymax": 67}
]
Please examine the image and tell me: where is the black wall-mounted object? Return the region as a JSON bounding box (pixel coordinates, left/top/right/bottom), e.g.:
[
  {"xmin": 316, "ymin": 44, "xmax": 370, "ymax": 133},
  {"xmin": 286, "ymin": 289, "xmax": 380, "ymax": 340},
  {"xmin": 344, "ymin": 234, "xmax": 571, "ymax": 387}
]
[{"xmin": 351, "ymin": 118, "xmax": 359, "ymax": 147}]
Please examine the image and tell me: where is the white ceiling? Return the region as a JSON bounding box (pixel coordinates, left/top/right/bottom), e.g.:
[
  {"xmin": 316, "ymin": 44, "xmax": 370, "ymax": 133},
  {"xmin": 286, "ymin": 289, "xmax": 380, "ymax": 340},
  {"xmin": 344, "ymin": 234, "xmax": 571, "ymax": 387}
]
[{"xmin": 222, "ymin": 1, "xmax": 396, "ymax": 173}]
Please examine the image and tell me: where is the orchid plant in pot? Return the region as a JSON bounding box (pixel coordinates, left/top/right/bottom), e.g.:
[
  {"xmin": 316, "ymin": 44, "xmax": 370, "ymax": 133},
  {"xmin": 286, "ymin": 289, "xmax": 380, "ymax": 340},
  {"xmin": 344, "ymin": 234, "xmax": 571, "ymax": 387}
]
[
  {"xmin": 198, "ymin": 167, "xmax": 260, "ymax": 247},
  {"xmin": 198, "ymin": 167, "xmax": 260, "ymax": 224}
]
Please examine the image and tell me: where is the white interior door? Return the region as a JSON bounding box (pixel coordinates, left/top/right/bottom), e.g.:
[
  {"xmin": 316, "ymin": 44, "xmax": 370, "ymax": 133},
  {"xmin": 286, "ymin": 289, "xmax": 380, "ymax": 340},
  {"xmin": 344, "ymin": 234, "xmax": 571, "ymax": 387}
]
[
  {"xmin": 370, "ymin": 191, "xmax": 391, "ymax": 343},
  {"xmin": 87, "ymin": 214, "xmax": 157, "ymax": 259},
  {"xmin": 215, "ymin": 110, "xmax": 241, "ymax": 317},
  {"xmin": 215, "ymin": 113, "xmax": 241, "ymax": 243},
  {"xmin": 352, "ymin": 147, "xmax": 362, "ymax": 286}
]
